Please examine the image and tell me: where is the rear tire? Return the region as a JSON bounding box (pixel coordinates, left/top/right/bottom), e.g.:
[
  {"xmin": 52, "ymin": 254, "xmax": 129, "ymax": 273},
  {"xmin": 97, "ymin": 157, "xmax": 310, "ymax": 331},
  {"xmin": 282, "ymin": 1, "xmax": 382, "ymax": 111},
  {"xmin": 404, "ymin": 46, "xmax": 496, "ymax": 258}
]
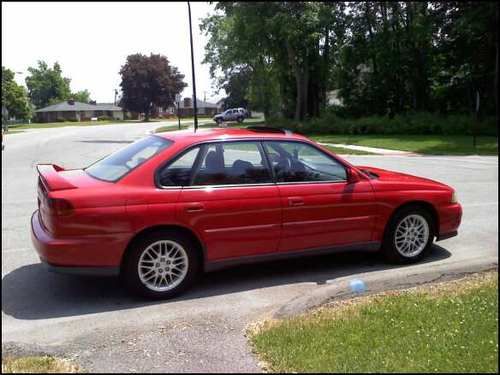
[
  {"xmin": 237, "ymin": 116, "xmax": 244, "ymax": 123},
  {"xmin": 122, "ymin": 230, "xmax": 201, "ymax": 299},
  {"xmin": 382, "ymin": 206, "xmax": 435, "ymax": 264}
]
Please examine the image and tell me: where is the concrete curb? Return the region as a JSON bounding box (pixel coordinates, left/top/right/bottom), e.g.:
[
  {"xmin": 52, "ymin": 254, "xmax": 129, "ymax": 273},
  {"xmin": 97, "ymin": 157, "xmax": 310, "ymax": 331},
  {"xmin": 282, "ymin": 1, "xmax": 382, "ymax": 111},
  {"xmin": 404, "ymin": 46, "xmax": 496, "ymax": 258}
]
[
  {"xmin": 273, "ymin": 257, "xmax": 498, "ymax": 319},
  {"xmin": 318, "ymin": 142, "xmax": 420, "ymax": 156}
]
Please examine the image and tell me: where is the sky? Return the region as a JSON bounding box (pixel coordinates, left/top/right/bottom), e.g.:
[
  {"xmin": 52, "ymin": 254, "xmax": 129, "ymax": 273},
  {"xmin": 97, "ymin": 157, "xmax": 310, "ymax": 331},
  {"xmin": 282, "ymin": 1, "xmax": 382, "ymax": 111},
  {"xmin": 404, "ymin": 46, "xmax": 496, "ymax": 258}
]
[{"xmin": 2, "ymin": 1, "xmax": 223, "ymax": 104}]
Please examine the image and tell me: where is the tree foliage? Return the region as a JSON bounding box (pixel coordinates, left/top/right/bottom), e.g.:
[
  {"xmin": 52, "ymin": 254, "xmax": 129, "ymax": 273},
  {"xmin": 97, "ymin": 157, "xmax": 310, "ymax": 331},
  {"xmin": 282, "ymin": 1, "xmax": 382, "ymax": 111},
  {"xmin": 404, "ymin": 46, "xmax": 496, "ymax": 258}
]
[
  {"xmin": 2, "ymin": 67, "xmax": 32, "ymax": 119},
  {"xmin": 71, "ymin": 89, "xmax": 92, "ymax": 103},
  {"xmin": 119, "ymin": 53, "xmax": 187, "ymax": 120},
  {"xmin": 25, "ymin": 61, "xmax": 72, "ymax": 108},
  {"xmin": 201, "ymin": 2, "xmax": 498, "ymax": 121}
]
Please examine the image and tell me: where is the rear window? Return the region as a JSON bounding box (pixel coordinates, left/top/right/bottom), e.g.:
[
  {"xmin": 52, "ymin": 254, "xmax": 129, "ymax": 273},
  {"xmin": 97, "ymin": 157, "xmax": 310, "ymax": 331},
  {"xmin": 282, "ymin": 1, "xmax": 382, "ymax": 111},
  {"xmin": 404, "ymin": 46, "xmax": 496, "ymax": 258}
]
[{"xmin": 85, "ymin": 135, "xmax": 172, "ymax": 182}]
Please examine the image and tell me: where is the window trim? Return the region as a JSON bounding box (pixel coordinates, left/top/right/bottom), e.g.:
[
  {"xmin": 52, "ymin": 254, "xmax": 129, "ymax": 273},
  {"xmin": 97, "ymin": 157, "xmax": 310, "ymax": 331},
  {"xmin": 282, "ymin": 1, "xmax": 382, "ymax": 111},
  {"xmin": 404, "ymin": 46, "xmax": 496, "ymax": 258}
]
[{"xmin": 154, "ymin": 138, "xmax": 351, "ymax": 189}]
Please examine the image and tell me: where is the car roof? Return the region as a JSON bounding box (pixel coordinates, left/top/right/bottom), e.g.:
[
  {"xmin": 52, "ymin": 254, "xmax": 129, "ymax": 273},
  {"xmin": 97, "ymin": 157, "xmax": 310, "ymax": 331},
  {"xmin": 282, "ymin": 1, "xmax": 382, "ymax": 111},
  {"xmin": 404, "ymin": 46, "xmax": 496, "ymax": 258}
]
[{"xmin": 156, "ymin": 127, "xmax": 308, "ymax": 146}]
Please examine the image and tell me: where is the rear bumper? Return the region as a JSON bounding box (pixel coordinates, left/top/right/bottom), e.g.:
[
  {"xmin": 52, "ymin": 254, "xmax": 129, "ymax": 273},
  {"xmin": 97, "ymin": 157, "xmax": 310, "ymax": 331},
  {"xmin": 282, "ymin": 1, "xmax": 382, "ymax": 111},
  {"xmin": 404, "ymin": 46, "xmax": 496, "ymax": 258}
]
[
  {"xmin": 31, "ymin": 210, "xmax": 128, "ymax": 272},
  {"xmin": 437, "ymin": 203, "xmax": 462, "ymax": 241},
  {"xmin": 40, "ymin": 259, "xmax": 119, "ymax": 276}
]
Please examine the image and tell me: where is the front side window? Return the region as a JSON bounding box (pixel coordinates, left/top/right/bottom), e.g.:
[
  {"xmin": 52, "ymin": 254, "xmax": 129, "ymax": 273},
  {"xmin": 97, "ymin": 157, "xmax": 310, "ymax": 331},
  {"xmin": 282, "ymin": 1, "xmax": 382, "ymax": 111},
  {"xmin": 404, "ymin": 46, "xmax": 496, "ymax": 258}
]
[
  {"xmin": 264, "ymin": 141, "xmax": 347, "ymax": 183},
  {"xmin": 86, "ymin": 136, "xmax": 172, "ymax": 182},
  {"xmin": 193, "ymin": 141, "xmax": 272, "ymax": 186}
]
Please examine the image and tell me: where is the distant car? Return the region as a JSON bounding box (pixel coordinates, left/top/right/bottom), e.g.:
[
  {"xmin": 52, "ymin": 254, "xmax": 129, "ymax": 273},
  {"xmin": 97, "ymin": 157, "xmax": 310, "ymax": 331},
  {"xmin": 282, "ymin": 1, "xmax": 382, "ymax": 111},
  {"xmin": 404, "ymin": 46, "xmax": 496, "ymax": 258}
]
[
  {"xmin": 213, "ymin": 108, "xmax": 246, "ymax": 125},
  {"xmin": 237, "ymin": 108, "xmax": 250, "ymax": 118},
  {"xmin": 2, "ymin": 128, "xmax": 4, "ymax": 150},
  {"xmin": 31, "ymin": 127, "xmax": 462, "ymax": 299}
]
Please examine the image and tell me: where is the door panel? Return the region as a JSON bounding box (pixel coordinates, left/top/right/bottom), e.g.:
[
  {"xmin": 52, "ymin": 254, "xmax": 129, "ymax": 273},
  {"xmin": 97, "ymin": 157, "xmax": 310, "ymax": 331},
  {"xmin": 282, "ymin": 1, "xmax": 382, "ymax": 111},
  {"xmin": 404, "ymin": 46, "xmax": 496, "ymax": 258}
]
[
  {"xmin": 175, "ymin": 140, "xmax": 282, "ymax": 261},
  {"xmin": 177, "ymin": 186, "xmax": 282, "ymax": 261},
  {"xmin": 277, "ymin": 182, "xmax": 376, "ymax": 251},
  {"xmin": 262, "ymin": 140, "xmax": 376, "ymax": 252}
]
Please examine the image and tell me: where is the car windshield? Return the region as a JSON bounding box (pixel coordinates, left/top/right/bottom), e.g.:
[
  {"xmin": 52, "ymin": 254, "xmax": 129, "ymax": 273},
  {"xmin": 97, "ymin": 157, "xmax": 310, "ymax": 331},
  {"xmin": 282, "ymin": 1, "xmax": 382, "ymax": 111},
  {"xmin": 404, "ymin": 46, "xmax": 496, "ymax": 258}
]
[{"xmin": 85, "ymin": 135, "xmax": 172, "ymax": 182}]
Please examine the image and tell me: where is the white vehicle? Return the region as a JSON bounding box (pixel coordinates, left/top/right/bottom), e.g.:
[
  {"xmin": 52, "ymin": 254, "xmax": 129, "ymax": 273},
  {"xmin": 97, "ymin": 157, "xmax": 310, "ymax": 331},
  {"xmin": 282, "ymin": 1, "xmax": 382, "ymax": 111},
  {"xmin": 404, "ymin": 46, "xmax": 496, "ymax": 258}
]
[{"xmin": 213, "ymin": 108, "xmax": 247, "ymax": 125}]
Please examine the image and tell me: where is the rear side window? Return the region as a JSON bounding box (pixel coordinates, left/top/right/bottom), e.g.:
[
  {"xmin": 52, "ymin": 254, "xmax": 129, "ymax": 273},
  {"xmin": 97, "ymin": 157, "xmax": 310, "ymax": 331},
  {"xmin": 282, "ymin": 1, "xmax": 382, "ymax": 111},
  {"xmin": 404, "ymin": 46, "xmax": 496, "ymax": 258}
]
[
  {"xmin": 86, "ymin": 136, "xmax": 172, "ymax": 182},
  {"xmin": 158, "ymin": 146, "xmax": 202, "ymax": 186},
  {"xmin": 192, "ymin": 141, "xmax": 272, "ymax": 186}
]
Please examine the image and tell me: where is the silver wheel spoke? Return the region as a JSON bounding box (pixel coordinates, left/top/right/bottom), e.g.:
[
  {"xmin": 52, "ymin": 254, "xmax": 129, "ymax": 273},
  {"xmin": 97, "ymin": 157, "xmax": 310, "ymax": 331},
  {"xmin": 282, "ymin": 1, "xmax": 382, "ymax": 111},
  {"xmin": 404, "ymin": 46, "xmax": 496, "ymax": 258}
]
[
  {"xmin": 138, "ymin": 240, "xmax": 189, "ymax": 292},
  {"xmin": 394, "ymin": 214, "xmax": 430, "ymax": 258}
]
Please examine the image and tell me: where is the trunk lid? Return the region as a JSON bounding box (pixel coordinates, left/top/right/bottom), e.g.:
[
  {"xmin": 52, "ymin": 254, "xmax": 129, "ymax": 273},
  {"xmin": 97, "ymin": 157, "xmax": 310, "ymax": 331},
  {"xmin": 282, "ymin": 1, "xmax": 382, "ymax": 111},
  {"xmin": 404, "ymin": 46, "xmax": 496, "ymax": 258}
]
[{"xmin": 36, "ymin": 164, "xmax": 112, "ymax": 233}]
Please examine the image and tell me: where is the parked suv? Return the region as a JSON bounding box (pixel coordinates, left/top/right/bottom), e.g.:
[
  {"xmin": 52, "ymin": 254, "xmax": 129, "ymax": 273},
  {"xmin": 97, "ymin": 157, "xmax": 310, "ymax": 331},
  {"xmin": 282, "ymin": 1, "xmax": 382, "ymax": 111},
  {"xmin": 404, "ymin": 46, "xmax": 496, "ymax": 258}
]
[
  {"xmin": 213, "ymin": 108, "xmax": 247, "ymax": 125},
  {"xmin": 31, "ymin": 127, "xmax": 462, "ymax": 299}
]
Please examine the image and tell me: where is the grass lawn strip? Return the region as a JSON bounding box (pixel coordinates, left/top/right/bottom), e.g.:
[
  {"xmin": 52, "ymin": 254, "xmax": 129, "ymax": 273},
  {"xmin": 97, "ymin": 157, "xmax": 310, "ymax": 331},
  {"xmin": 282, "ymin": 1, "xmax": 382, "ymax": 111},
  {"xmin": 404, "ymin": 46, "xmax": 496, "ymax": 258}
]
[
  {"xmin": 311, "ymin": 134, "xmax": 498, "ymax": 155},
  {"xmin": 249, "ymin": 271, "xmax": 498, "ymax": 373},
  {"xmin": 2, "ymin": 355, "xmax": 81, "ymax": 373}
]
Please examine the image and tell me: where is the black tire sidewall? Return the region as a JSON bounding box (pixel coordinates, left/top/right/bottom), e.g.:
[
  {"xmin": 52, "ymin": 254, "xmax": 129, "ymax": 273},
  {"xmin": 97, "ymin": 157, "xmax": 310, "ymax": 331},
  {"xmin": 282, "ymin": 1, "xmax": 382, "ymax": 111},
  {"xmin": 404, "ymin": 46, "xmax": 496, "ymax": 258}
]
[
  {"xmin": 123, "ymin": 231, "xmax": 201, "ymax": 299},
  {"xmin": 382, "ymin": 207, "xmax": 435, "ymax": 264}
]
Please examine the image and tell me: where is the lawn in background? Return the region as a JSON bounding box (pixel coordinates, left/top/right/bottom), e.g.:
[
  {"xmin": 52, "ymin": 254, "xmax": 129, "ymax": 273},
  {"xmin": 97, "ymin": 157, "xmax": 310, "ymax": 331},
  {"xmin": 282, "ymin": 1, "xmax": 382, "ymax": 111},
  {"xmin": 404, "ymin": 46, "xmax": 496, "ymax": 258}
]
[
  {"xmin": 250, "ymin": 272, "xmax": 498, "ymax": 373},
  {"xmin": 5, "ymin": 119, "xmax": 166, "ymax": 131},
  {"xmin": 311, "ymin": 134, "xmax": 498, "ymax": 155}
]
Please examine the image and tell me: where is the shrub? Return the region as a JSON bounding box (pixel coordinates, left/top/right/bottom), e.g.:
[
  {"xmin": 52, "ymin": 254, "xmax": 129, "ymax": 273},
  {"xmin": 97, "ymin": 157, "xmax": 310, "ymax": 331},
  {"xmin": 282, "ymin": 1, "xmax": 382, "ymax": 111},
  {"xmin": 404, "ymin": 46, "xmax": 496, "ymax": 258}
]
[{"xmin": 266, "ymin": 112, "xmax": 497, "ymax": 136}]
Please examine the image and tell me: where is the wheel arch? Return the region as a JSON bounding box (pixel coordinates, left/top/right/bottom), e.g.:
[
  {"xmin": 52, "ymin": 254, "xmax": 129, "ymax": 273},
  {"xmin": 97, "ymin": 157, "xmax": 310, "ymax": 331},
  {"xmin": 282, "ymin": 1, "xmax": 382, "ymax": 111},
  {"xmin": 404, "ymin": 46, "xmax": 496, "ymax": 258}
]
[
  {"xmin": 385, "ymin": 201, "xmax": 440, "ymax": 238},
  {"xmin": 120, "ymin": 224, "xmax": 206, "ymax": 274}
]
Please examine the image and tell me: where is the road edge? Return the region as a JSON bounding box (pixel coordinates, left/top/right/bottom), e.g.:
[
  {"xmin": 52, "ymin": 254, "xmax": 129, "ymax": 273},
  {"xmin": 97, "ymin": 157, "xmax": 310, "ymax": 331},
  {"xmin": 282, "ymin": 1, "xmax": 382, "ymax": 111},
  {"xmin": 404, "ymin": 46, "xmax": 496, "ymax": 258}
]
[{"xmin": 273, "ymin": 256, "xmax": 498, "ymax": 319}]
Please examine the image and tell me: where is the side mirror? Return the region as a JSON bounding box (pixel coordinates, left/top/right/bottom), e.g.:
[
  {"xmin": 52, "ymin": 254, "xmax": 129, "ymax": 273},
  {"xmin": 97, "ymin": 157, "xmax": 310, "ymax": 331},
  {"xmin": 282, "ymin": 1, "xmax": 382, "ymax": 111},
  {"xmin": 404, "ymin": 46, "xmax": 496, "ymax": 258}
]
[{"xmin": 347, "ymin": 168, "xmax": 361, "ymax": 184}]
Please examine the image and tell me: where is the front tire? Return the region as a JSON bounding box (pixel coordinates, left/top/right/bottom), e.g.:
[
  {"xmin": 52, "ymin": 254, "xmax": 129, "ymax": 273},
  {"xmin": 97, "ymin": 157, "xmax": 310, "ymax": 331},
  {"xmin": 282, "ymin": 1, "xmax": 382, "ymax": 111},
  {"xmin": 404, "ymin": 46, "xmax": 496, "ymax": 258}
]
[
  {"xmin": 382, "ymin": 206, "xmax": 435, "ymax": 264},
  {"xmin": 123, "ymin": 231, "xmax": 201, "ymax": 299},
  {"xmin": 237, "ymin": 116, "xmax": 244, "ymax": 123}
]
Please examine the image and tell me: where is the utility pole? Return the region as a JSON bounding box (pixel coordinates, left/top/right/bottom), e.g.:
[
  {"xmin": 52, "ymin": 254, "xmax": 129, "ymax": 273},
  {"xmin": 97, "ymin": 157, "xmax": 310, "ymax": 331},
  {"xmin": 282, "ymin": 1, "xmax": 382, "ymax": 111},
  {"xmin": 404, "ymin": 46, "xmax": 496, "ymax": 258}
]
[
  {"xmin": 188, "ymin": 1, "xmax": 198, "ymax": 132},
  {"xmin": 176, "ymin": 93, "xmax": 181, "ymax": 130}
]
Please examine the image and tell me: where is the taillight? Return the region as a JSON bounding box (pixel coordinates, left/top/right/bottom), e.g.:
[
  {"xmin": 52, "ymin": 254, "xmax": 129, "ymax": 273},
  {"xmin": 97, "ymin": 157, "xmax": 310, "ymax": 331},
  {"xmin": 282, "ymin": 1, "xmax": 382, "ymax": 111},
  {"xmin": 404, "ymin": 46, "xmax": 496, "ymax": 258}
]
[{"xmin": 47, "ymin": 198, "xmax": 74, "ymax": 216}]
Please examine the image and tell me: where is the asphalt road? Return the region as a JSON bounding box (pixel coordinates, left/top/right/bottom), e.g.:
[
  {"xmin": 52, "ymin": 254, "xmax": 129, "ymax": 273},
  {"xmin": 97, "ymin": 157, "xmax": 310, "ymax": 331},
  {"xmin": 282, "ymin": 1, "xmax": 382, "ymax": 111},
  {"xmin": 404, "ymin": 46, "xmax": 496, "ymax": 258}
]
[{"xmin": 1, "ymin": 122, "xmax": 498, "ymax": 372}]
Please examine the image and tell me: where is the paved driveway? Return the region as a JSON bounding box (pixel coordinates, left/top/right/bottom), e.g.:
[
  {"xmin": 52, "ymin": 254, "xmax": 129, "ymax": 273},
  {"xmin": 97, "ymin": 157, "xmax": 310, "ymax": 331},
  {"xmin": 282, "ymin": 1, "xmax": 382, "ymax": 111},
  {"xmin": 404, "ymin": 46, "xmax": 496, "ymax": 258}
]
[{"xmin": 1, "ymin": 123, "xmax": 498, "ymax": 372}]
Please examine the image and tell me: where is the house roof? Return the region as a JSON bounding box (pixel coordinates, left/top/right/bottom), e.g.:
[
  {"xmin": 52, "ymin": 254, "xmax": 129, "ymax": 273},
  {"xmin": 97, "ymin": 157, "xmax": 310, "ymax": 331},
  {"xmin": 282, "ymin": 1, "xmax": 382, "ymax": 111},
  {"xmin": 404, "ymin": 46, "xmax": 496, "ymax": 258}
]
[
  {"xmin": 35, "ymin": 101, "xmax": 122, "ymax": 112},
  {"xmin": 178, "ymin": 98, "xmax": 218, "ymax": 109}
]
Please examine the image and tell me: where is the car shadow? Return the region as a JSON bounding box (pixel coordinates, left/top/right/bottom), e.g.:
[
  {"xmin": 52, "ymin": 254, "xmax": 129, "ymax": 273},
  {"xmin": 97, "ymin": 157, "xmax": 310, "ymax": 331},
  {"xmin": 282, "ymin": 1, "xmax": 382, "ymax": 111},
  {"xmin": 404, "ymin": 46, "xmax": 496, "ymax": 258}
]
[{"xmin": 2, "ymin": 245, "xmax": 451, "ymax": 320}]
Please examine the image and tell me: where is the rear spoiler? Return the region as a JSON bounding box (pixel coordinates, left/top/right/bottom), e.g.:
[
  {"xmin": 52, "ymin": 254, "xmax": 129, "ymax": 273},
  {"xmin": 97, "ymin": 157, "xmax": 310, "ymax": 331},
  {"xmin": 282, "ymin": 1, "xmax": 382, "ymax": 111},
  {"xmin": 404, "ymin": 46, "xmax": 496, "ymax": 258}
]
[{"xmin": 36, "ymin": 164, "xmax": 77, "ymax": 191}]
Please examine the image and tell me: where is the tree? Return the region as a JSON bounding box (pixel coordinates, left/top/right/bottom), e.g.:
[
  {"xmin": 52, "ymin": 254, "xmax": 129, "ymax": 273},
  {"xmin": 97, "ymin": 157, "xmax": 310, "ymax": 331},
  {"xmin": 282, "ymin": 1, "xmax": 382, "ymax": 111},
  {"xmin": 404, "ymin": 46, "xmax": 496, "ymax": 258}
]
[
  {"xmin": 201, "ymin": 2, "xmax": 347, "ymax": 120},
  {"xmin": 2, "ymin": 67, "xmax": 32, "ymax": 119},
  {"xmin": 25, "ymin": 61, "xmax": 72, "ymax": 108},
  {"xmin": 220, "ymin": 68, "xmax": 251, "ymax": 110},
  {"xmin": 71, "ymin": 89, "xmax": 92, "ymax": 103},
  {"xmin": 202, "ymin": 1, "xmax": 497, "ymax": 121},
  {"xmin": 119, "ymin": 53, "xmax": 186, "ymax": 121}
]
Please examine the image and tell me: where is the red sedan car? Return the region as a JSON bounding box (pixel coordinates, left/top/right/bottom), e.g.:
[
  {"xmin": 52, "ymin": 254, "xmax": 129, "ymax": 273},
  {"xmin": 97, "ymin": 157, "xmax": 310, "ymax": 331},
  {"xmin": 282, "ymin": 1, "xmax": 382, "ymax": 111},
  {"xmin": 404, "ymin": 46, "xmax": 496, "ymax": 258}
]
[{"xmin": 31, "ymin": 127, "xmax": 462, "ymax": 299}]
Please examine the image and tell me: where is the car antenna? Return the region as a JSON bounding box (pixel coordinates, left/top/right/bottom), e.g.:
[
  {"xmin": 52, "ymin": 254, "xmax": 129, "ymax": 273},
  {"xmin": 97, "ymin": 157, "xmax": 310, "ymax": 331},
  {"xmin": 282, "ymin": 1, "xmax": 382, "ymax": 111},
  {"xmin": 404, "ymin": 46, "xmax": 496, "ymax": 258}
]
[{"xmin": 188, "ymin": 1, "xmax": 198, "ymax": 133}]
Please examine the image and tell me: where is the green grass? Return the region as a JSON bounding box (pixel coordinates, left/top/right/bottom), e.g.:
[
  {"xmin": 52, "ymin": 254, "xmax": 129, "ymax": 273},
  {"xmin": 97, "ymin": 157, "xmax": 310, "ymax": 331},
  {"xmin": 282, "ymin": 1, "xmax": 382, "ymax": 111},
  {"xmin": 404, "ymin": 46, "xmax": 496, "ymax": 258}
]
[
  {"xmin": 250, "ymin": 272, "xmax": 498, "ymax": 373},
  {"xmin": 311, "ymin": 134, "xmax": 498, "ymax": 155},
  {"xmin": 2, "ymin": 356, "xmax": 80, "ymax": 373},
  {"xmin": 5, "ymin": 118, "xmax": 168, "ymax": 130},
  {"xmin": 8, "ymin": 120, "xmax": 124, "ymax": 130}
]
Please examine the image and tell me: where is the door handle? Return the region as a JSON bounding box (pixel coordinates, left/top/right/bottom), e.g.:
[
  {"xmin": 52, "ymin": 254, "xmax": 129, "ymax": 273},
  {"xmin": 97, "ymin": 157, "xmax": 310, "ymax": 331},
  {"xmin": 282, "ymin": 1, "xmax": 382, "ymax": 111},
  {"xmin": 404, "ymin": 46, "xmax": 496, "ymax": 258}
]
[
  {"xmin": 184, "ymin": 203, "xmax": 205, "ymax": 212},
  {"xmin": 288, "ymin": 197, "xmax": 304, "ymax": 207}
]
